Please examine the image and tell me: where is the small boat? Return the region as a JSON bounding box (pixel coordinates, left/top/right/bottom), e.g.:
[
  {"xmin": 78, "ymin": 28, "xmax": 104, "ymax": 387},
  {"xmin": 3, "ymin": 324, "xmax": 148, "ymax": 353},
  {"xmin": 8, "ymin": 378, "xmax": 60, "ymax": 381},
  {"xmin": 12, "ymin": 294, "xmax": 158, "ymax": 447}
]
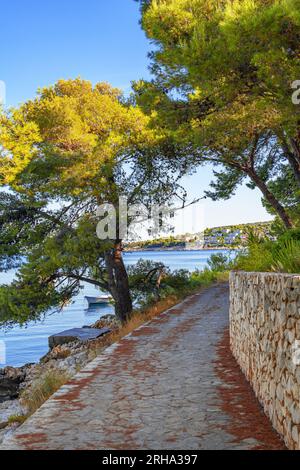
[{"xmin": 85, "ymin": 295, "xmax": 113, "ymax": 307}]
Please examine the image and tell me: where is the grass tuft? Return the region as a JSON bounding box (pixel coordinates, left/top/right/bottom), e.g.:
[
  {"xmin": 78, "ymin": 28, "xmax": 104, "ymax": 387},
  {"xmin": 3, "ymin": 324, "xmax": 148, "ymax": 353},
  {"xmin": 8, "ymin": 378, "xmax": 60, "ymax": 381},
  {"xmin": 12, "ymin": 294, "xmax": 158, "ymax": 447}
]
[
  {"xmin": 7, "ymin": 414, "xmax": 28, "ymax": 425},
  {"xmin": 20, "ymin": 369, "xmax": 70, "ymax": 415}
]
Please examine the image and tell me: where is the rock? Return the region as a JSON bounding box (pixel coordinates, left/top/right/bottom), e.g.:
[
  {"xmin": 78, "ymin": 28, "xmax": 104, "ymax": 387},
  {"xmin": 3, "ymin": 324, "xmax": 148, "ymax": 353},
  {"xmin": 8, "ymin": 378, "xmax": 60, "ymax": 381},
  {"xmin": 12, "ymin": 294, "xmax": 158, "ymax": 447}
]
[
  {"xmin": 91, "ymin": 314, "xmax": 119, "ymax": 329},
  {"xmin": 48, "ymin": 327, "xmax": 111, "ymax": 349},
  {"xmin": 276, "ymin": 383, "xmax": 284, "ymax": 402},
  {"xmin": 290, "ymin": 403, "xmax": 300, "ymax": 425},
  {"xmin": 0, "ymin": 400, "xmax": 24, "ymax": 425},
  {"xmin": 287, "ymin": 329, "xmax": 295, "ymax": 345},
  {"xmin": 292, "ymin": 425, "xmax": 299, "ymax": 444},
  {"xmin": 0, "ymin": 420, "xmax": 22, "ymax": 446},
  {"xmin": 0, "ymin": 379, "xmax": 19, "ymax": 402},
  {"xmin": 0, "ymin": 367, "xmax": 28, "ymax": 403}
]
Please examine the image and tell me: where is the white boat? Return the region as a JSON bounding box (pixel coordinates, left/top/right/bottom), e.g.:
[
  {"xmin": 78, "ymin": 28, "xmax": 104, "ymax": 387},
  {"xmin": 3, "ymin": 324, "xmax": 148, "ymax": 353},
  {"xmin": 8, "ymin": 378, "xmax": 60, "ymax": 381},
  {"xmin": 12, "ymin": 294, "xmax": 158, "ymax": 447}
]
[{"xmin": 85, "ymin": 295, "xmax": 113, "ymax": 307}]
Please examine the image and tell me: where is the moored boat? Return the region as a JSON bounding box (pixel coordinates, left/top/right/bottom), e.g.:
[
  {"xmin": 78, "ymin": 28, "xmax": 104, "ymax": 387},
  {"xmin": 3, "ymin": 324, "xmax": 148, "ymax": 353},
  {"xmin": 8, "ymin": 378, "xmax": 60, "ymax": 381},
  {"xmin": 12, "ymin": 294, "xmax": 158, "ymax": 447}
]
[{"xmin": 85, "ymin": 295, "xmax": 113, "ymax": 307}]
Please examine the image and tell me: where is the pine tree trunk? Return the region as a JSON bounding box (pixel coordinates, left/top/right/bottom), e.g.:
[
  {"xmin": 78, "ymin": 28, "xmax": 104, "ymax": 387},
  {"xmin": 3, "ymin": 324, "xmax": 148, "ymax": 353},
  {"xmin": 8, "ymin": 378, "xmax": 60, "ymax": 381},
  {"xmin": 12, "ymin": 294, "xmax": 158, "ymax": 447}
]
[
  {"xmin": 285, "ymin": 150, "xmax": 300, "ymax": 186},
  {"xmin": 279, "ymin": 135, "xmax": 300, "ymax": 186},
  {"xmin": 248, "ymin": 169, "xmax": 294, "ymax": 229},
  {"xmin": 290, "ymin": 137, "xmax": 300, "ymax": 164},
  {"xmin": 105, "ymin": 241, "xmax": 132, "ymax": 324}
]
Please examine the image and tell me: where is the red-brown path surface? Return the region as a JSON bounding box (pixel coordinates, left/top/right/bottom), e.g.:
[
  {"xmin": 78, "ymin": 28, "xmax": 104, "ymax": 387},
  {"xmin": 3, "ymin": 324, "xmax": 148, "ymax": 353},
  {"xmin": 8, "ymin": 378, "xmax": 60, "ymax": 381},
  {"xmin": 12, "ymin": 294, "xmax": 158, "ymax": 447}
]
[{"xmin": 0, "ymin": 284, "xmax": 286, "ymax": 450}]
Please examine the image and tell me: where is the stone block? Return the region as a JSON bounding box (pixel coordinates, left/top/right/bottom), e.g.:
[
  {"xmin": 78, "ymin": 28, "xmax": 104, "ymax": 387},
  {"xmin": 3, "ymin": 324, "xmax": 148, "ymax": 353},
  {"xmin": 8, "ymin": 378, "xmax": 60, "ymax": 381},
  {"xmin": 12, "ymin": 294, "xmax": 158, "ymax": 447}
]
[{"xmin": 48, "ymin": 327, "xmax": 111, "ymax": 349}]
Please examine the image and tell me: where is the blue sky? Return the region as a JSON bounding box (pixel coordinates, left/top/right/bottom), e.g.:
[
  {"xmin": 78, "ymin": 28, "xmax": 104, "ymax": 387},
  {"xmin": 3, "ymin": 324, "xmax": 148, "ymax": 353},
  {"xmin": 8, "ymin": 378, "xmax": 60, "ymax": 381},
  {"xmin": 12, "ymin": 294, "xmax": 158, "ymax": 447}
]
[
  {"xmin": 1, "ymin": 0, "xmax": 150, "ymax": 104},
  {"xmin": 1, "ymin": 0, "xmax": 272, "ymax": 228}
]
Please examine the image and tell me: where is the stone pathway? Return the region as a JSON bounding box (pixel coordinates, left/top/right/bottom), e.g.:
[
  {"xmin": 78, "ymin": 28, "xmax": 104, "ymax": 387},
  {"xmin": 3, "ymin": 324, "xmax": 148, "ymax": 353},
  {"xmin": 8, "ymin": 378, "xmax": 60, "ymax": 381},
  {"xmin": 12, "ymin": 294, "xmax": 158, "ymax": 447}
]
[{"xmin": 0, "ymin": 284, "xmax": 285, "ymax": 450}]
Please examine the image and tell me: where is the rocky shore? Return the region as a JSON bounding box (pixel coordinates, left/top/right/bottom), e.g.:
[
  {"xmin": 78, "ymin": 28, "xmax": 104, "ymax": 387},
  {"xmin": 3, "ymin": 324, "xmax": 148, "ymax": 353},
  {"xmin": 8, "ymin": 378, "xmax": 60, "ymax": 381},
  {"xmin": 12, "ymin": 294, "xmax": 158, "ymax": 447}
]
[{"xmin": 0, "ymin": 314, "xmax": 119, "ymax": 444}]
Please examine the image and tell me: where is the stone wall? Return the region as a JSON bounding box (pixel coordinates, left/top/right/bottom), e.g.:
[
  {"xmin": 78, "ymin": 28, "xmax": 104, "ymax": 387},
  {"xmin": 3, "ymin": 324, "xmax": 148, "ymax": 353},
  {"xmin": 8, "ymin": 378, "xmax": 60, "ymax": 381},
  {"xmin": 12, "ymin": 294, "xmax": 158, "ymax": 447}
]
[{"xmin": 230, "ymin": 271, "xmax": 300, "ymax": 450}]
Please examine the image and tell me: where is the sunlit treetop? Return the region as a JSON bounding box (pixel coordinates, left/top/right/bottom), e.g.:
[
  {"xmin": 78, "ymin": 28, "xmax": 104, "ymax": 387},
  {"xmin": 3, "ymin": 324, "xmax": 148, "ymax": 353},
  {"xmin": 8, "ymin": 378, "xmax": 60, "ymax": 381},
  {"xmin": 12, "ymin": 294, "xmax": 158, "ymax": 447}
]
[
  {"xmin": 137, "ymin": 0, "xmax": 300, "ymax": 137},
  {"xmin": 0, "ymin": 78, "xmax": 158, "ymax": 196}
]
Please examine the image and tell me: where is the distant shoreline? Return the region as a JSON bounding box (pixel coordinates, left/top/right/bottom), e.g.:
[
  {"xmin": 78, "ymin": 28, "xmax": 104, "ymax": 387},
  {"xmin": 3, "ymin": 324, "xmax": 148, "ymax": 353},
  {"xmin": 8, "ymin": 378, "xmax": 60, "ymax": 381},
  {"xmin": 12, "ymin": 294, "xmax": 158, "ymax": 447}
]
[{"xmin": 124, "ymin": 246, "xmax": 238, "ymax": 253}]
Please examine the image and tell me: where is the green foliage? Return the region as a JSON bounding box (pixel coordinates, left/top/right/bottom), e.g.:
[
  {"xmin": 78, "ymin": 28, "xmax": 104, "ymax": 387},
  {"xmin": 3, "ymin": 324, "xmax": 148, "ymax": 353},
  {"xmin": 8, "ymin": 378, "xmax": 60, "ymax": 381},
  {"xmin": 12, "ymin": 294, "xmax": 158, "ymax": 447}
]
[
  {"xmin": 136, "ymin": 0, "xmax": 300, "ymax": 228},
  {"xmin": 207, "ymin": 253, "xmax": 233, "ymax": 272},
  {"xmin": 128, "ymin": 259, "xmax": 166, "ymax": 306},
  {"xmin": 189, "ymin": 269, "xmax": 229, "ymax": 286},
  {"xmin": 234, "ymin": 242, "xmax": 275, "ymax": 273},
  {"xmin": 7, "ymin": 414, "xmax": 27, "ymax": 425},
  {"xmin": 128, "ymin": 257, "xmax": 229, "ymax": 310},
  {"xmin": 271, "ymin": 239, "xmax": 300, "ymax": 273},
  {"xmin": 128, "ymin": 260, "xmax": 194, "ymax": 306},
  {"xmin": 0, "ymin": 79, "xmax": 188, "ymax": 327},
  {"xmin": 279, "ymin": 227, "xmax": 300, "ymax": 242},
  {"xmin": 234, "ymin": 229, "xmax": 300, "ymax": 273},
  {"xmin": 126, "ymin": 236, "xmax": 186, "ymax": 250}
]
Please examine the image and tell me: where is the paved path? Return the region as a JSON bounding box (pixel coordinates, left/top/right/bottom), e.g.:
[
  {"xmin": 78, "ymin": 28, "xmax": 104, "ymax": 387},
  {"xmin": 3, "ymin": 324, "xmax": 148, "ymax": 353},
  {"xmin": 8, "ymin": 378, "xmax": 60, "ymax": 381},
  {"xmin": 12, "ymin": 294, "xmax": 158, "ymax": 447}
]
[{"xmin": 0, "ymin": 284, "xmax": 285, "ymax": 450}]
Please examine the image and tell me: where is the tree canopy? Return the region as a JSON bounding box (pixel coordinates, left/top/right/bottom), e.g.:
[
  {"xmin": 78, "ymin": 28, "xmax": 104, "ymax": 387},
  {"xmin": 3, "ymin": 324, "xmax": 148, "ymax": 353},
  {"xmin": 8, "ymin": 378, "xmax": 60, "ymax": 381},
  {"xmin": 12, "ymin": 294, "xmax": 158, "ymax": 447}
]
[
  {"xmin": 135, "ymin": 0, "xmax": 300, "ymax": 227},
  {"xmin": 1, "ymin": 2, "xmax": 300, "ymax": 327},
  {"xmin": 0, "ymin": 79, "xmax": 187, "ymax": 326}
]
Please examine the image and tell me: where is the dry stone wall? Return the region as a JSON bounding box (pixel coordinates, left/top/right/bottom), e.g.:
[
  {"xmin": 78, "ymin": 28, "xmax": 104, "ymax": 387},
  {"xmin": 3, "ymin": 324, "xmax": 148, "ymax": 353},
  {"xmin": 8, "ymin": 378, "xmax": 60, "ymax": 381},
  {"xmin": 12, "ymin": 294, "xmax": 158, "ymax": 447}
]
[{"xmin": 230, "ymin": 271, "xmax": 300, "ymax": 450}]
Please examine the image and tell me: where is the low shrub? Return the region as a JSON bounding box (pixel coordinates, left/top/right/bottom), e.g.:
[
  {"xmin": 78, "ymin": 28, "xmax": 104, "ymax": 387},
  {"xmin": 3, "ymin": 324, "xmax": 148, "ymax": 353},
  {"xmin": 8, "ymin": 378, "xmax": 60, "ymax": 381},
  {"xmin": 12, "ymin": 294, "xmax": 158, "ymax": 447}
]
[
  {"xmin": 271, "ymin": 239, "xmax": 300, "ymax": 273},
  {"xmin": 234, "ymin": 229, "xmax": 300, "ymax": 273},
  {"xmin": 234, "ymin": 242, "xmax": 274, "ymax": 272},
  {"xmin": 21, "ymin": 369, "xmax": 70, "ymax": 415},
  {"xmin": 128, "ymin": 257, "xmax": 230, "ymax": 311},
  {"xmin": 207, "ymin": 253, "xmax": 233, "ymax": 272}
]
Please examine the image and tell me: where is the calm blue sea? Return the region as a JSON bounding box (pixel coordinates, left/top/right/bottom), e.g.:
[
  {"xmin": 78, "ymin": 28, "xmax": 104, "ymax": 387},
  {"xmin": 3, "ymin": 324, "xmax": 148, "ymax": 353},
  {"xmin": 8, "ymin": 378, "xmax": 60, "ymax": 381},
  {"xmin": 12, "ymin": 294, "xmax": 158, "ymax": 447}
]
[{"xmin": 0, "ymin": 249, "xmax": 226, "ymax": 367}]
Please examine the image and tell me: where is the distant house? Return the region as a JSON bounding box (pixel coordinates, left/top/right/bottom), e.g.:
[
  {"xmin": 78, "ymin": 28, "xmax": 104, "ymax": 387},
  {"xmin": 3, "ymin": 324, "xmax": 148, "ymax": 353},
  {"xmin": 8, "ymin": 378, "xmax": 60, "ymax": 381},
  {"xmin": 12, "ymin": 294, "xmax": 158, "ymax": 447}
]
[{"xmin": 203, "ymin": 222, "xmax": 273, "ymax": 248}]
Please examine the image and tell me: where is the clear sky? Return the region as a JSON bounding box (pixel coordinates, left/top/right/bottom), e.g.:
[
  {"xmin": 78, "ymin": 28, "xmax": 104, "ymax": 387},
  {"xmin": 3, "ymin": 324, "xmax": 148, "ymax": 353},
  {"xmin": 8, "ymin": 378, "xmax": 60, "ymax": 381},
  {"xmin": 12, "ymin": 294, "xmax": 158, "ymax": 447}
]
[{"xmin": 1, "ymin": 0, "xmax": 272, "ymax": 228}]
